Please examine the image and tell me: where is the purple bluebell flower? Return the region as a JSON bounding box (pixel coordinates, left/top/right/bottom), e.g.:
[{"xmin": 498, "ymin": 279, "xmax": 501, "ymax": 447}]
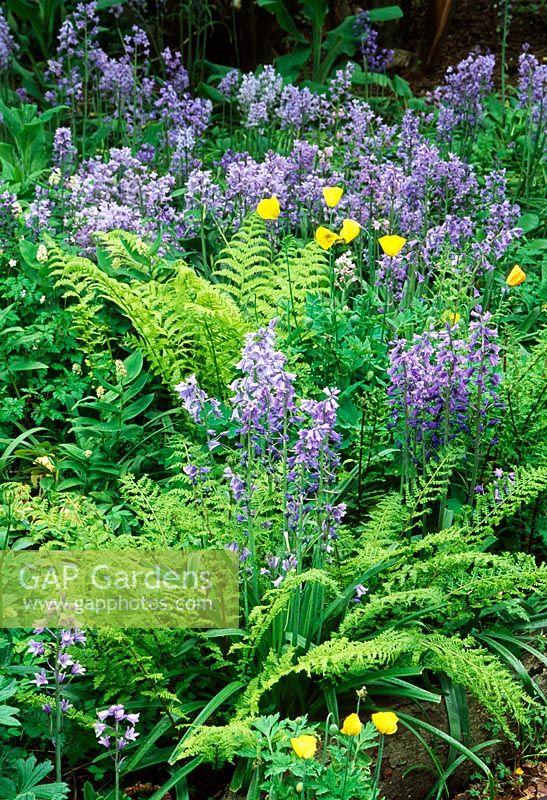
[
  {"xmin": 218, "ymin": 69, "xmax": 240, "ymax": 99},
  {"xmin": 28, "ymin": 640, "xmax": 45, "ymax": 657},
  {"xmin": 518, "ymin": 45, "xmax": 547, "ymax": 124},
  {"xmin": 429, "ymin": 51, "xmax": 495, "ymax": 138},
  {"xmin": 0, "ymin": 7, "xmax": 16, "ymax": 70},
  {"xmin": 353, "ymin": 584, "xmax": 369, "ymax": 603},
  {"xmin": 33, "ymin": 671, "xmax": 49, "ymax": 687},
  {"xmin": 388, "ymin": 307, "xmax": 502, "ymax": 460},
  {"xmin": 353, "ymin": 12, "xmax": 394, "ymax": 72}
]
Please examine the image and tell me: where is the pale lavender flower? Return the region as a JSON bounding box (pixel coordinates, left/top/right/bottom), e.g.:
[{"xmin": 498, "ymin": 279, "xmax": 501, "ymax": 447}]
[
  {"xmin": 218, "ymin": 69, "xmax": 240, "ymax": 99},
  {"xmin": 28, "ymin": 640, "xmax": 45, "ymax": 657},
  {"xmin": 33, "ymin": 670, "xmax": 49, "ymax": 687},
  {"xmin": 518, "ymin": 45, "xmax": 547, "ymax": 124},
  {"xmin": 0, "ymin": 7, "xmax": 16, "ymax": 70},
  {"xmin": 430, "ymin": 51, "xmax": 495, "ymax": 137}
]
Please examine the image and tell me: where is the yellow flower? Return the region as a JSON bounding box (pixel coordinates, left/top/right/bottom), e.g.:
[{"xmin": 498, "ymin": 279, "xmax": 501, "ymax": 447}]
[
  {"xmin": 443, "ymin": 311, "xmax": 460, "ymax": 326},
  {"xmin": 339, "ymin": 218, "xmax": 361, "ymax": 244},
  {"xmin": 322, "ymin": 186, "xmax": 344, "ymax": 208},
  {"xmin": 315, "ymin": 226, "xmax": 341, "ymax": 250},
  {"xmin": 291, "ymin": 734, "xmax": 318, "ymax": 759},
  {"xmin": 506, "ymin": 265, "xmax": 526, "ymax": 287},
  {"xmin": 256, "ymin": 196, "xmax": 280, "ymax": 220},
  {"xmin": 514, "ymin": 767, "xmax": 524, "ymax": 776},
  {"xmin": 340, "ymin": 713, "xmax": 362, "ymax": 736},
  {"xmin": 371, "ymin": 711, "xmax": 399, "ymax": 735},
  {"xmin": 378, "ymin": 235, "xmax": 406, "ymax": 258}
]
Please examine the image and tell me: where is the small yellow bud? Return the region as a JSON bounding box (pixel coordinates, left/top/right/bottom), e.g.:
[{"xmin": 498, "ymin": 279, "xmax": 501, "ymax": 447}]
[{"xmin": 506, "ymin": 265, "xmax": 526, "ymax": 287}]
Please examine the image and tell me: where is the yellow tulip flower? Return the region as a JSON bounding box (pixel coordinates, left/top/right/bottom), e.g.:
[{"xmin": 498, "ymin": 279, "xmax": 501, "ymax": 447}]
[
  {"xmin": 378, "ymin": 235, "xmax": 406, "ymax": 257},
  {"xmin": 340, "ymin": 713, "xmax": 362, "ymax": 736},
  {"xmin": 371, "ymin": 711, "xmax": 399, "ymax": 735},
  {"xmin": 291, "ymin": 734, "xmax": 318, "ymax": 759},
  {"xmin": 316, "ymin": 226, "xmax": 341, "ymax": 250},
  {"xmin": 322, "ymin": 186, "xmax": 344, "ymax": 208},
  {"xmin": 506, "ymin": 265, "xmax": 526, "ymax": 287},
  {"xmin": 256, "ymin": 196, "xmax": 280, "ymax": 220},
  {"xmin": 339, "ymin": 218, "xmax": 361, "ymax": 244}
]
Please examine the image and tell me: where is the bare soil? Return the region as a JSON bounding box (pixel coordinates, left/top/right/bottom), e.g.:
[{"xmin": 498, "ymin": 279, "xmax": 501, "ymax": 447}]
[{"xmin": 399, "ymin": 0, "xmax": 547, "ymax": 95}]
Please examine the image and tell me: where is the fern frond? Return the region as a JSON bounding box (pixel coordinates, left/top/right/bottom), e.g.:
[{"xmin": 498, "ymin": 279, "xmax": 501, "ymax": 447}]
[
  {"xmin": 47, "ymin": 236, "xmax": 246, "ymax": 393},
  {"xmin": 213, "ymin": 214, "xmax": 276, "ymax": 323},
  {"xmin": 274, "ymin": 240, "xmax": 329, "ymax": 317},
  {"xmin": 422, "ymin": 633, "xmax": 532, "ymax": 734},
  {"xmin": 213, "ymin": 219, "xmax": 329, "ymax": 324}
]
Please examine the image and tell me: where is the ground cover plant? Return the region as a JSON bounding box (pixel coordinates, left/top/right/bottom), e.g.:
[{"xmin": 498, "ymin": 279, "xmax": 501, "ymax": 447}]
[{"xmin": 0, "ymin": 1, "xmax": 546, "ymax": 799}]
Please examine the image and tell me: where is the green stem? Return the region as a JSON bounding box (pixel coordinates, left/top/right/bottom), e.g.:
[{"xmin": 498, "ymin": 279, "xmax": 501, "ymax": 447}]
[{"xmin": 372, "ymin": 735, "xmax": 385, "ymax": 800}]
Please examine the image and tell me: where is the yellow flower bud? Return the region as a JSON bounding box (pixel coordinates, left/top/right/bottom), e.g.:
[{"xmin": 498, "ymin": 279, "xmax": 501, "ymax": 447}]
[
  {"xmin": 291, "ymin": 734, "xmax": 317, "ymax": 759},
  {"xmin": 378, "ymin": 235, "xmax": 406, "ymax": 258},
  {"xmin": 296, "ymin": 783, "xmax": 304, "ymax": 793},
  {"xmin": 322, "ymin": 186, "xmax": 344, "ymax": 208},
  {"xmin": 371, "ymin": 711, "xmax": 399, "ymax": 735},
  {"xmin": 506, "ymin": 265, "xmax": 526, "ymax": 287},
  {"xmin": 340, "ymin": 713, "xmax": 362, "ymax": 736},
  {"xmin": 256, "ymin": 196, "xmax": 280, "ymax": 220},
  {"xmin": 443, "ymin": 311, "xmax": 460, "ymax": 326}
]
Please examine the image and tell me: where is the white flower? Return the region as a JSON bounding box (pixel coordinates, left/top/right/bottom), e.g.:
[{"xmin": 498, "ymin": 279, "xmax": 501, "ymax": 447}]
[
  {"xmin": 36, "ymin": 244, "xmax": 48, "ymax": 263},
  {"xmin": 83, "ymin": 449, "xmax": 92, "ymax": 458},
  {"xmin": 20, "ymin": 289, "xmax": 27, "ymax": 298},
  {"xmin": 39, "ymin": 295, "xmax": 46, "ymax": 304},
  {"xmin": 8, "ymin": 259, "xmax": 16, "ymax": 267},
  {"xmin": 34, "ymin": 455, "xmax": 55, "ymax": 473}
]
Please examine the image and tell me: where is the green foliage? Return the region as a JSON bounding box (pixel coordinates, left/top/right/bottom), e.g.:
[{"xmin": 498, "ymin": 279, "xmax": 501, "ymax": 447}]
[
  {"xmin": 0, "ymin": 677, "xmax": 20, "ymax": 729},
  {"xmin": 0, "ymin": 755, "xmax": 69, "ymax": 800},
  {"xmin": 0, "ymin": 101, "xmax": 66, "ymax": 193},
  {"xmin": 256, "ymin": 0, "xmax": 402, "ymax": 82},
  {"xmin": 47, "ymin": 234, "xmax": 246, "ymax": 394},
  {"xmin": 213, "ymin": 215, "xmax": 329, "ymax": 324},
  {"xmin": 0, "ymin": 255, "xmax": 91, "ymax": 451}
]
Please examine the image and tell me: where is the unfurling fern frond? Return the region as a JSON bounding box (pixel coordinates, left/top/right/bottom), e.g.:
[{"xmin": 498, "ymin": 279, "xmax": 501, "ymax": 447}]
[{"xmin": 47, "ymin": 237, "xmax": 246, "ymax": 394}]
